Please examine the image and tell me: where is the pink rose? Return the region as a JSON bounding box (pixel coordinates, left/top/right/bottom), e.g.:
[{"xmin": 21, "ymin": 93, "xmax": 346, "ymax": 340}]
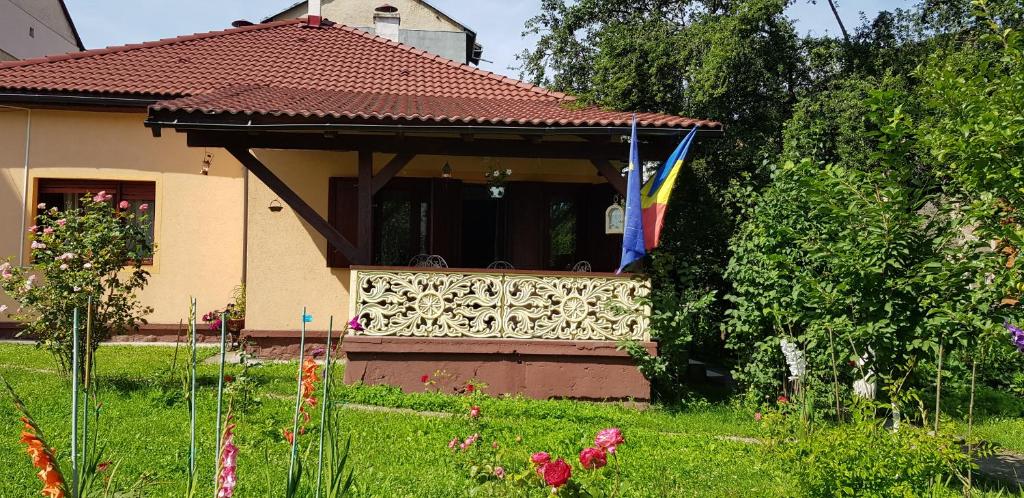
[
  {"xmin": 92, "ymin": 191, "xmax": 108, "ymax": 203},
  {"xmin": 494, "ymin": 466, "xmax": 505, "ymax": 479},
  {"xmin": 542, "ymin": 458, "xmax": 572, "ymax": 488},
  {"xmin": 59, "ymin": 264, "xmax": 68, "ymax": 270},
  {"xmin": 139, "ymin": 203, "xmax": 149, "ymax": 212},
  {"xmin": 578, "ymin": 447, "xmax": 607, "ymax": 470},
  {"xmin": 56, "ymin": 219, "xmax": 66, "ymax": 226},
  {"xmin": 531, "ymin": 451, "xmax": 551, "ymax": 468},
  {"xmin": 469, "ymin": 406, "xmax": 481, "ymax": 419},
  {"xmin": 37, "ymin": 203, "xmax": 46, "ymax": 209},
  {"xmin": 43, "ymin": 227, "xmax": 54, "ymax": 235},
  {"xmin": 119, "ymin": 200, "xmax": 130, "ymax": 210},
  {"xmin": 594, "ymin": 428, "xmax": 624, "ymax": 454}
]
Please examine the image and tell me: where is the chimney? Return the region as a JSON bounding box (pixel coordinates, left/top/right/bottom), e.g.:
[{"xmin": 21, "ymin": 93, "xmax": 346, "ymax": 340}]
[
  {"xmin": 373, "ymin": 4, "xmax": 400, "ymax": 41},
  {"xmin": 307, "ymin": 0, "xmax": 322, "ymax": 27}
]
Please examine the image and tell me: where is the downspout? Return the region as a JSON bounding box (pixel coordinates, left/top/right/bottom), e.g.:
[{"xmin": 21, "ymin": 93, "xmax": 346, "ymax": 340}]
[{"xmin": 2, "ymin": 105, "xmax": 32, "ymax": 266}]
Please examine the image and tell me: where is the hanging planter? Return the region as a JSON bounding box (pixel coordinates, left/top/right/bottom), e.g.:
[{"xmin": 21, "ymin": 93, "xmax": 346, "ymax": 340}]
[{"xmin": 485, "ymin": 163, "xmax": 511, "ymax": 199}]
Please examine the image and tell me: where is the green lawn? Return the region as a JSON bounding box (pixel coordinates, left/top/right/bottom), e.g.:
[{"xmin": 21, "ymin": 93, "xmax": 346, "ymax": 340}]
[{"xmin": 0, "ymin": 343, "xmax": 1019, "ymax": 496}]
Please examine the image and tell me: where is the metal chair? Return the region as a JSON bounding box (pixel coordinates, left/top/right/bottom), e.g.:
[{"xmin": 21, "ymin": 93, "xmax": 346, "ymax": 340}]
[
  {"xmin": 570, "ymin": 260, "xmax": 592, "ymax": 273},
  {"xmin": 486, "ymin": 260, "xmax": 515, "ymax": 270},
  {"xmin": 410, "ymin": 254, "xmax": 448, "ymax": 268}
]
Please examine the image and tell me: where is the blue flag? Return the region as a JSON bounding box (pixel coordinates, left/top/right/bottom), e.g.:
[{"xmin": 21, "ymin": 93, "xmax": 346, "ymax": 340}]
[{"xmin": 618, "ymin": 116, "xmax": 646, "ymax": 273}]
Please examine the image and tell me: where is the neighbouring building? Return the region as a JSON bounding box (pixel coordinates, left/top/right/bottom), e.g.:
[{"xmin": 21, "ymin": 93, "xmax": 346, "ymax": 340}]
[
  {"xmin": 0, "ymin": 0, "xmax": 83, "ymax": 61},
  {"xmin": 264, "ymin": 0, "xmax": 482, "ymax": 64},
  {"xmin": 0, "ymin": 6, "xmax": 721, "ymax": 400}
]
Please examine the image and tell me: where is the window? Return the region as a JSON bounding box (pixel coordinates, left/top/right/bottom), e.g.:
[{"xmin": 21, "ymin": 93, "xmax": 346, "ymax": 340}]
[{"xmin": 36, "ymin": 179, "xmax": 157, "ymax": 261}]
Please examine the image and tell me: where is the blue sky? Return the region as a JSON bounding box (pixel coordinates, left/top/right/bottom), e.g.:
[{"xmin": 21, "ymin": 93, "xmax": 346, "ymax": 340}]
[{"xmin": 65, "ymin": 0, "xmax": 916, "ymax": 78}]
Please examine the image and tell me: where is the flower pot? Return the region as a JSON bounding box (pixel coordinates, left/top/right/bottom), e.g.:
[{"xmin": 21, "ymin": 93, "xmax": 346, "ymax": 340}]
[
  {"xmin": 489, "ymin": 185, "xmax": 506, "ymax": 199},
  {"xmin": 226, "ymin": 319, "xmax": 245, "ymax": 334}
]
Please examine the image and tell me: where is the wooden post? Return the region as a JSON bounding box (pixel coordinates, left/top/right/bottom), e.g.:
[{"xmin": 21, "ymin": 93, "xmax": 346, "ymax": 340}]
[
  {"xmin": 590, "ymin": 159, "xmax": 628, "ymax": 197},
  {"xmin": 358, "ymin": 150, "xmax": 374, "ymax": 263}
]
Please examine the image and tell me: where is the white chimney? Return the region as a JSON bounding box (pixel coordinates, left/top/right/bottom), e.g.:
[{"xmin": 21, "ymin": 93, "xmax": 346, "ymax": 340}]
[
  {"xmin": 373, "ymin": 5, "xmax": 400, "ymax": 41},
  {"xmin": 308, "ymin": 0, "xmax": 322, "ymax": 27}
]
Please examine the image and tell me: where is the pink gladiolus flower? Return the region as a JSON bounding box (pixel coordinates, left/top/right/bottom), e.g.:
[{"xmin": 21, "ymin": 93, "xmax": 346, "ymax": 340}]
[
  {"xmin": 217, "ymin": 423, "xmax": 238, "ymax": 498},
  {"xmin": 139, "ymin": 203, "xmax": 149, "ymax": 212},
  {"xmin": 494, "ymin": 466, "xmax": 505, "ymax": 479},
  {"xmin": 469, "ymin": 406, "xmax": 481, "ymax": 419},
  {"xmin": 448, "ymin": 437, "xmax": 458, "ymax": 450},
  {"xmin": 579, "ymin": 447, "xmax": 607, "ymax": 470},
  {"xmin": 309, "ymin": 346, "xmax": 325, "ymax": 358},
  {"xmin": 42, "ymin": 227, "xmax": 54, "ymax": 235},
  {"xmin": 594, "ymin": 428, "xmax": 624, "ymax": 454},
  {"xmin": 27, "ymin": 225, "xmax": 37, "ymax": 233},
  {"xmin": 118, "ymin": 200, "xmax": 130, "ymax": 210},
  {"xmin": 348, "ymin": 315, "xmax": 364, "ymax": 332},
  {"xmin": 56, "ymin": 219, "xmax": 66, "ymax": 226}
]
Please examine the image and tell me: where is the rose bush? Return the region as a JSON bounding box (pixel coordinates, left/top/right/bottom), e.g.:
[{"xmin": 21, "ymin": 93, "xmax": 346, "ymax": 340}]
[{"xmin": 0, "ymin": 192, "xmax": 152, "ymax": 375}]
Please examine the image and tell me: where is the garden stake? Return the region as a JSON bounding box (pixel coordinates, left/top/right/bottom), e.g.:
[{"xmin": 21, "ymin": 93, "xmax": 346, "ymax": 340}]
[
  {"xmin": 71, "ymin": 307, "xmax": 80, "ymax": 498},
  {"xmin": 315, "ymin": 316, "xmax": 334, "ymax": 497},
  {"xmin": 80, "ymin": 297, "xmax": 93, "ymax": 488},
  {"xmin": 214, "ymin": 311, "xmax": 228, "ymax": 485},
  {"xmin": 189, "ymin": 297, "xmax": 198, "ymax": 480},
  {"xmin": 287, "ymin": 306, "xmax": 309, "ymax": 488}
]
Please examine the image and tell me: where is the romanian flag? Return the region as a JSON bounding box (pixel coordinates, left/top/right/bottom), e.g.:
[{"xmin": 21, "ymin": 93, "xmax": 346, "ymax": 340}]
[{"xmin": 640, "ymin": 127, "xmax": 698, "ymax": 250}]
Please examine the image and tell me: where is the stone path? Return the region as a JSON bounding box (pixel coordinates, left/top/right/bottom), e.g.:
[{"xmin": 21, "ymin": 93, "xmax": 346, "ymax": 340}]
[{"xmin": 976, "ymin": 451, "xmax": 1024, "ymax": 491}]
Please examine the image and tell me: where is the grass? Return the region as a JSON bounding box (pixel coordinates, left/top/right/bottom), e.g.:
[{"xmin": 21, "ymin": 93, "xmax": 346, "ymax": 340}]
[{"xmin": 0, "ymin": 343, "xmax": 1020, "ymax": 496}]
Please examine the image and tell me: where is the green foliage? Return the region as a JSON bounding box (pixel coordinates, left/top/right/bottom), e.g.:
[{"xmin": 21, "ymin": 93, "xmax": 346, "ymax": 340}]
[
  {"xmin": 0, "ymin": 194, "xmax": 152, "ymax": 374},
  {"xmin": 776, "ymin": 417, "xmax": 973, "ymax": 496}
]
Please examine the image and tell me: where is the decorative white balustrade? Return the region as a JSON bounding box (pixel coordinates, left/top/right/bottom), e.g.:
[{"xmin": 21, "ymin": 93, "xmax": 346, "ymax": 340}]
[{"xmin": 349, "ymin": 267, "xmax": 651, "ymax": 341}]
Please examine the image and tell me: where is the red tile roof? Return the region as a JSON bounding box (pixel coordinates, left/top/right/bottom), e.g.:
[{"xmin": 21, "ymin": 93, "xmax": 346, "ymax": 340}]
[
  {"xmin": 0, "ymin": 18, "xmax": 721, "ymax": 130},
  {"xmin": 149, "ymin": 85, "xmax": 718, "ymax": 129}
]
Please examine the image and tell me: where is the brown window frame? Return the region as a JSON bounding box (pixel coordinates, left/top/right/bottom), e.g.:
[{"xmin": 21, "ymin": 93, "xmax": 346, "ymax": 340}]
[{"xmin": 35, "ymin": 178, "xmax": 157, "ymax": 265}]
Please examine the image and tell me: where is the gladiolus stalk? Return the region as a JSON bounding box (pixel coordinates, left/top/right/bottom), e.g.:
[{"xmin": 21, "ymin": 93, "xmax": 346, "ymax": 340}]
[
  {"xmin": 287, "ymin": 306, "xmax": 309, "ymax": 487},
  {"xmin": 70, "ymin": 307, "xmax": 79, "ymax": 495},
  {"xmin": 315, "ymin": 316, "xmax": 334, "ymax": 497},
  {"xmin": 189, "ymin": 297, "xmax": 198, "ymax": 479},
  {"xmin": 214, "ymin": 311, "xmax": 228, "ymax": 485}
]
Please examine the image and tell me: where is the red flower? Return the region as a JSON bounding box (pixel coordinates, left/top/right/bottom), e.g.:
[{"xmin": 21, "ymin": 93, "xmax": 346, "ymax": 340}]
[
  {"xmin": 96, "ymin": 461, "xmax": 112, "ymax": 473},
  {"xmin": 420, "ymin": 374, "xmax": 430, "ymax": 384},
  {"xmin": 542, "ymin": 458, "xmax": 572, "ymax": 488},
  {"xmin": 283, "ymin": 429, "xmax": 295, "ymax": 445},
  {"xmin": 465, "ymin": 384, "xmax": 475, "ymax": 393},
  {"xmin": 530, "ymin": 451, "xmax": 551, "ymax": 466},
  {"xmin": 777, "ymin": 395, "xmax": 789, "ymax": 404},
  {"xmin": 578, "ymin": 447, "xmax": 607, "ymax": 470},
  {"xmin": 754, "ymin": 412, "xmax": 763, "ymax": 422},
  {"xmin": 224, "ymin": 375, "xmax": 234, "ymax": 383},
  {"xmin": 469, "ymin": 406, "xmax": 481, "ymax": 419}
]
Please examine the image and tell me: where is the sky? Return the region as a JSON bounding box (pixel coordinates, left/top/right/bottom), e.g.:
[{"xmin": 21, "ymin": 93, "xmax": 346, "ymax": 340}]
[{"xmin": 65, "ymin": 0, "xmax": 916, "ymax": 78}]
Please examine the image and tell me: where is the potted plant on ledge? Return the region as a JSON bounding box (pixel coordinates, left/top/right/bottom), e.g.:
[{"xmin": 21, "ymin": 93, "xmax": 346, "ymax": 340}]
[{"xmin": 203, "ymin": 284, "xmax": 246, "ymax": 343}]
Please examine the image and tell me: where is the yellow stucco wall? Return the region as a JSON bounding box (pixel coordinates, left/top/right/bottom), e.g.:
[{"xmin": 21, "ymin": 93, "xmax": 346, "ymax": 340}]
[
  {"xmin": 0, "ymin": 108, "xmax": 610, "ymax": 333},
  {"xmin": 0, "ymin": 109, "xmax": 246, "ymax": 326}
]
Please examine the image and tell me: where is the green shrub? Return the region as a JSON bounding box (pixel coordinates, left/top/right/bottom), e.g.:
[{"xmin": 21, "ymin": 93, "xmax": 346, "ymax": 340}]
[{"xmin": 773, "ymin": 417, "xmax": 972, "ymax": 497}]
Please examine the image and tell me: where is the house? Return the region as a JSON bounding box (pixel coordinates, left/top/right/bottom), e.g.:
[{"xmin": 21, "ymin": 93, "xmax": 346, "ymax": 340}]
[
  {"xmin": 0, "ymin": 6, "xmax": 721, "ymax": 400},
  {"xmin": 0, "ymin": 0, "xmax": 83, "ymax": 61},
  {"xmin": 263, "ymin": 0, "xmax": 483, "ymax": 64}
]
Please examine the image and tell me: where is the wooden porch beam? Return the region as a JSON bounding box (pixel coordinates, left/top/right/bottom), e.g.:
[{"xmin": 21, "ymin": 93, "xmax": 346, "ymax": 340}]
[
  {"xmin": 370, "ymin": 152, "xmax": 416, "ymax": 195},
  {"xmin": 226, "ymin": 147, "xmax": 362, "ymax": 263},
  {"xmin": 590, "ymin": 159, "xmax": 627, "ymax": 197},
  {"xmin": 188, "ymin": 132, "xmax": 678, "ymax": 161}
]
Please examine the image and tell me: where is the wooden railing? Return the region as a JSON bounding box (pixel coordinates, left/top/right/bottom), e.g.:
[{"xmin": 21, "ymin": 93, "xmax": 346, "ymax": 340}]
[{"xmin": 349, "ymin": 266, "xmax": 650, "ymax": 341}]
